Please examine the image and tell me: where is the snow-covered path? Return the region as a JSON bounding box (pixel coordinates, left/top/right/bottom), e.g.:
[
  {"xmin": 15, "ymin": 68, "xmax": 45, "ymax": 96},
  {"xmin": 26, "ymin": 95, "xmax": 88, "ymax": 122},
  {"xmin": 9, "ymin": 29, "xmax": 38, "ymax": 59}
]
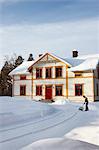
[
  {"xmin": 0, "ymin": 112, "xmax": 79, "ymax": 150},
  {"xmin": 0, "ymin": 97, "xmax": 99, "ymax": 150},
  {"xmin": 21, "ymin": 103, "xmax": 99, "ymax": 150},
  {"xmin": 0, "ymin": 100, "xmax": 78, "ymax": 150}
]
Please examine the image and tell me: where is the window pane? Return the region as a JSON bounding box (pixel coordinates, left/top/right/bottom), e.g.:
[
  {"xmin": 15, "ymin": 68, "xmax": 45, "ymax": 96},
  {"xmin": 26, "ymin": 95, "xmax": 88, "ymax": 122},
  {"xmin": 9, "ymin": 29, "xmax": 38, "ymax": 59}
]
[
  {"xmin": 40, "ymin": 69, "xmax": 42, "ymax": 77},
  {"xmin": 75, "ymin": 84, "xmax": 82, "ymax": 96},
  {"xmin": 56, "ymin": 67, "xmax": 62, "ymax": 77},
  {"xmin": 97, "ymin": 84, "xmax": 99, "ymax": 96},
  {"xmin": 36, "ymin": 68, "xmax": 42, "ymax": 78},
  {"xmin": 46, "ymin": 68, "xmax": 51, "ymax": 78},
  {"xmin": 97, "ymin": 66, "xmax": 99, "ymax": 79},
  {"xmin": 20, "ymin": 75, "xmax": 26, "ymax": 80},
  {"xmin": 40, "ymin": 86, "xmax": 42, "ymax": 95},
  {"xmin": 56, "ymin": 86, "xmax": 62, "ymax": 96},
  {"xmin": 36, "ymin": 69, "xmax": 39, "ymax": 78},
  {"xmin": 36, "ymin": 86, "xmax": 39, "ymax": 95},
  {"xmin": 20, "ymin": 86, "xmax": 26, "ymax": 95},
  {"xmin": 36, "ymin": 86, "xmax": 42, "ymax": 96}
]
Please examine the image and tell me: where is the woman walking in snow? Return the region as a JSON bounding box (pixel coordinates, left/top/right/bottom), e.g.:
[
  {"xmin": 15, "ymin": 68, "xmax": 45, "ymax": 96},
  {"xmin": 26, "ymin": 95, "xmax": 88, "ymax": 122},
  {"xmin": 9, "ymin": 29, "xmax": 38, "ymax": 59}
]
[{"xmin": 83, "ymin": 95, "xmax": 89, "ymax": 111}]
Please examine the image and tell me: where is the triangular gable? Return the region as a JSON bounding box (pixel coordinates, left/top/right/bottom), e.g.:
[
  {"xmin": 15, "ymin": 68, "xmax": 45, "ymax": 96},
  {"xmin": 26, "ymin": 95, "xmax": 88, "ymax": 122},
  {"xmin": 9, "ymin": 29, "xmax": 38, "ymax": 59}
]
[
  {"xmin": 28, "ymin": 53, "xmax": 71, "ymax": 71},
  {"xmin": 38, "ymin": 54, "xmax": 56, "ymax": 62},
  {"xmin": 39, "ymin": 54, "xmax": 60, "ymax": 63}
]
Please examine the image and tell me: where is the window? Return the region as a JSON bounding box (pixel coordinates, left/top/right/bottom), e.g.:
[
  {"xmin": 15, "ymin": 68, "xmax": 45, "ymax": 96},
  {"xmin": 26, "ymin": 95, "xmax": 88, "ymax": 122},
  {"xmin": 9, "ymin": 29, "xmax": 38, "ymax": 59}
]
[
  {"xmin": 20, "ymin": 85, "xmax": 26, "ymax": 96},
  {"xmin": 46, "ymin": 68, "xmax": 52, "ymax": 78},
  {"xmin": 56, "ymin": 67, "xmax": 62, "ymax": 78},
  {"xmin": 20, "ymin": 75, "xmax": 26, "ymax": 80},
  {"xmin": 97, "ymin": 66, "xmax": 99, "ymax": 79},
  {"xmin": 36, "ymin": 85, "xmax": 42, "ymax": 96},
  {"xmin": 96, "ymin": 84, "xmax": 99, "ymax": 96},
  {"xmin": 75, "ymin": 84, "xmax": 83, "ymax": 96},
  {"xmin": 55, "ymin": 85, "xmax": 62, "ymax": 96},
  {"xmin": 36, "ymin": 68, "xmax": 42, "ymax": 78},
  {"xmin": 75, "ymin": 74, "xmax": 82, "ymax": 77}
]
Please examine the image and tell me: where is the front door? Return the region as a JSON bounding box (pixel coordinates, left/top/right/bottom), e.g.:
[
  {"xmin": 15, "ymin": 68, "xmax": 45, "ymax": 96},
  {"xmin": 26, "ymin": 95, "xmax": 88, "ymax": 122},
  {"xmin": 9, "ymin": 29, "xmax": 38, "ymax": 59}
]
[{"xmin": 45, "ymin": 86, "xmax": 52, "ymax": 100}]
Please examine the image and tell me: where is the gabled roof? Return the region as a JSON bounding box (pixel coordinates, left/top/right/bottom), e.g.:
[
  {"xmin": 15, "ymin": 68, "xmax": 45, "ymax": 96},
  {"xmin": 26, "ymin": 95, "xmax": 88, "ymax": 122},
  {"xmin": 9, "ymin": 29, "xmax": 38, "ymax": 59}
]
[
  {"xmin": 9, "ymin": 61, "xmax": 34, "ymax": 76},
  {"xmin": 68, "ymin": 57, "xmax": 99, "ymax": 72},
  {"xmin": 28, "ymin": 52, "xmax": 72, "ymax": 71},
  {"xmin": 61, "ymin": 57, "xmax": 84, "ymax": 67},
  {"xmin": 28, "ymin": 53, "xmax": 48, "ymax": 71},
  {"xmin": 9, "ymin": 53, "xmax": 50, "ymax": 75},
  {"xmin": 76, "ymin": 54, "xmax": 99, "ymax": 59},
  {"xmin": 9, "ymin": 52, "xmax": 99, "ymax": 75},
  {"xmin": 47, "ymin": 53, "xmax": 72, "ymax": 66}
]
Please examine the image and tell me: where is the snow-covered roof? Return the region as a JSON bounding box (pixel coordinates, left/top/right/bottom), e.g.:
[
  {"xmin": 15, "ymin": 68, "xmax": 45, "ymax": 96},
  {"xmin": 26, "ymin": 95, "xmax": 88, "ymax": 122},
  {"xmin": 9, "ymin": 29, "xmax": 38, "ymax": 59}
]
[
  {"xmin": 28, "ymin": 53, "xmax": 72, "ymax": 70},
  {"xmin": 76, "ymin": 53, "xmax": 99, "ymax": 59},
  {"xmin": 9, "ymin": 53, "xmax": 48, "ymax": 75},
  {"xmin": 49, "ymin": 53, "xmax": 72, "ymax": 67},
  {"xmin": 22, "ymin": 53, "xmax": 99, "ymax": 73},
  {"xmin": 9, "ymin": 61, "xmax": 34, "ymax": 75},
  {"xmin": 69, "ymin": 57, "xmax": 99, "ymax": 72},
  {"xmin": 62, "ymin": 58, "xmax": 84, "ymax": 67},
  {"xmin": 9, "ymin": 52, "xmax": 99, "ymax": 75}
]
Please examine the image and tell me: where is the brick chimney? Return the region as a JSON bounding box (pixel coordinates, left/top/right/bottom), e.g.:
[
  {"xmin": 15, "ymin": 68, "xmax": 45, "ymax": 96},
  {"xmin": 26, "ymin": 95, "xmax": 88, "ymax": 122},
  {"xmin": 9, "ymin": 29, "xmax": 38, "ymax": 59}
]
[{"xmin": 72, "ymin": 49, "xmax": 78, "ymax": 58}]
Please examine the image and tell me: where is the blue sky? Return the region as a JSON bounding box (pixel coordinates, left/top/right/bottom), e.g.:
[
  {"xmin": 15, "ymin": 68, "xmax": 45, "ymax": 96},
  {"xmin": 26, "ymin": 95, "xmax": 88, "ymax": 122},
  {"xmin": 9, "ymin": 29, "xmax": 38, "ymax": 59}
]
[
  {"xmin": 0, "ymin": 0, "xmax": 98, "ymax": 25},
  {"xmin": 0, "ymin": 0, "xmax": 99, "ymax": 67}
]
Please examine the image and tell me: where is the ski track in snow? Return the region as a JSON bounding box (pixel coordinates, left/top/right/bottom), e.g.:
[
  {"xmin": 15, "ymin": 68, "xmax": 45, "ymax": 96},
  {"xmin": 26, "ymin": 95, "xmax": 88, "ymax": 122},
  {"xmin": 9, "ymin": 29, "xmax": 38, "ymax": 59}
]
[
  {"xmin": 0, "ymin": 97, "xmax": 99, "ymax": 150},
  {"xmin": 0, "ymin": 109, "xmax": 78, "ymax": 144},
  {"xmin": 0, "ymin": 110, "xmax": 61, "ymax": 133}
]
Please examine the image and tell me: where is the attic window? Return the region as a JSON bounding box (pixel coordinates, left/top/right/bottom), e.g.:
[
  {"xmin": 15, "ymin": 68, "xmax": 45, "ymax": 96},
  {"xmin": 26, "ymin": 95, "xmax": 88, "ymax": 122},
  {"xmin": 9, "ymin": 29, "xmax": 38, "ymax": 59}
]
[
  {"xmin": 20, "ymin": 75, "xmax": 26, "ymax": 80},
  {"xmin": 75, "ymin": 73, "xmax": 82, "ymax": 77}
]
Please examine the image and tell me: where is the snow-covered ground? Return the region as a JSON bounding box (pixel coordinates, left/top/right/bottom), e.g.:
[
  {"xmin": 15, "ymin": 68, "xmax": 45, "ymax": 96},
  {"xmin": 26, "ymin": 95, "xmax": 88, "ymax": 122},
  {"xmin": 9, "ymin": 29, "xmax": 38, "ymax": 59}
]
[{"xmin": 0, "ymin": 97, "xmax": 99, "ymax": 150}]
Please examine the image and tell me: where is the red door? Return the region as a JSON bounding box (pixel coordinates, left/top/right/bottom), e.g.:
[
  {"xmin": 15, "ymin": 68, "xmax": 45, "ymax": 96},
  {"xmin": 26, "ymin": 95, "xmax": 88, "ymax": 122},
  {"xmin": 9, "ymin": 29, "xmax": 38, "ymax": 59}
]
[{"xmin": 45, "ymin": 86, "xmax": 52, "ymax": 100}]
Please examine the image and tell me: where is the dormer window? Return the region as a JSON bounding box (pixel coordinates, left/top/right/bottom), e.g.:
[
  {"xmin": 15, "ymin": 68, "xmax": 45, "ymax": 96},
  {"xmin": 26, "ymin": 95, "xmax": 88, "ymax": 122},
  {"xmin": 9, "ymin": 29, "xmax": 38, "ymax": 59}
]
[{"xmin": 20, "ymin": 75, "xmax": 26, "ymax": 80}]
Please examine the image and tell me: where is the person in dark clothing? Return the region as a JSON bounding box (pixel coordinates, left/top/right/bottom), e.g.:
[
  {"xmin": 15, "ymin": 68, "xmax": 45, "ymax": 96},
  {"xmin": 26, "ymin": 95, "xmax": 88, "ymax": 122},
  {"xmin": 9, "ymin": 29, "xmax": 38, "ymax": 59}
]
[{"xmin": 83, "ymin": 95, "xmax": 89, "ymax": 111}]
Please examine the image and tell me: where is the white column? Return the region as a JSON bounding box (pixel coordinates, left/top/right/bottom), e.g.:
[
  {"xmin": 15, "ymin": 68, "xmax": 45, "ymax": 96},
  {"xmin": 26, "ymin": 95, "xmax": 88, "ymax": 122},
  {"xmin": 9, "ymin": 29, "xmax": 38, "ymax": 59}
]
[
  {"xmin": 63, "ymin": 66, "xmax": 66, "ymax": 78},
  {"xmin": 52, "ymin": 84, "xmax": 55, "ymax": 97},
  {"xmin": 52, "ymin": 67, "xmax": 55, "ymax": 78},
  {"xmin": 42, "ymin": 85, "xmax": 45, "ymax": 98},
  {"xmin": 43, "ymin": 67, "xmax": 46, "ymax": 79},
  {"xmin": 33, "ymin": 68, "xmax": 36, "ymax": 79}
]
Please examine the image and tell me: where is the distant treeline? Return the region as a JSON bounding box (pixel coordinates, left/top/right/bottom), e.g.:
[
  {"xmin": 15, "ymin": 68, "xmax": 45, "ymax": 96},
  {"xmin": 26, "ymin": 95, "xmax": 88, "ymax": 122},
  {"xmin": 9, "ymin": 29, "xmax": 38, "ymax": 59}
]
[{"xmin": 0, "ymin": 54, "xmax": 34, "ymax": 96}]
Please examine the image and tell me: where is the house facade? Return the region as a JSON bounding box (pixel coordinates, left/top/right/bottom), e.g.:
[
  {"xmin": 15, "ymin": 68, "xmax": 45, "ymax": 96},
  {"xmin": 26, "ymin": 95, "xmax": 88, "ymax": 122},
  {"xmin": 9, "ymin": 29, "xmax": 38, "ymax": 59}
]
[{"xmin": 10, "ymin": 51, "xmax": 99, "ymax": 102}]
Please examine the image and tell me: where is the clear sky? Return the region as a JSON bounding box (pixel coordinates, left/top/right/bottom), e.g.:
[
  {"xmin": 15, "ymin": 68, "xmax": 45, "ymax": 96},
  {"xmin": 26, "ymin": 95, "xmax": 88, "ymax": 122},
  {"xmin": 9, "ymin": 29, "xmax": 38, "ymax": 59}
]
[{"xmin": 0, "ymin": 0, "xmax": 99, "ymax": 68}]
